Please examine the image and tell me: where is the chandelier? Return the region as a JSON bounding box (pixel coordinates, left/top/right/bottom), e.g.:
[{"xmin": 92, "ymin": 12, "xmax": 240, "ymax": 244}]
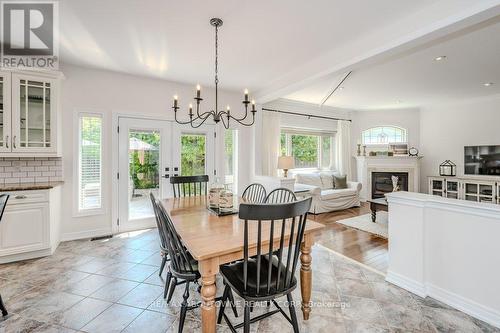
[{"xmin": 172, "ymin": 18, "xmax": 256, "ymax": 129}]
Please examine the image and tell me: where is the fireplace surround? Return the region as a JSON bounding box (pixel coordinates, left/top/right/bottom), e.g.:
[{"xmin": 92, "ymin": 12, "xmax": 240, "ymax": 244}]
[{"xmin": 355, "ymin": 156, "xmax": 422, "ymax": 201}]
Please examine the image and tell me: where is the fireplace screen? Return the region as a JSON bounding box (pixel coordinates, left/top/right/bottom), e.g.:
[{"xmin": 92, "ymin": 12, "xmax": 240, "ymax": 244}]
[{"xmin": 371, "ymin": 172, "xmax": 409, "ymax": 199}]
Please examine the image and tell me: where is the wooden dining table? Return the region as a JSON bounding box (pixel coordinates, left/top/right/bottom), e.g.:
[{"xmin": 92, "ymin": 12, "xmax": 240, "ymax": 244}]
[{"xmin": 160, "ymin": 196, "xmax": 325, "ymax": 333}]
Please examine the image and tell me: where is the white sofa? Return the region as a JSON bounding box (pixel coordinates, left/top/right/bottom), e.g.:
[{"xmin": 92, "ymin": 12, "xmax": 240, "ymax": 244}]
[{"xmin": 292, "ymin": 171, "xmax": 362, "ymax": 214}]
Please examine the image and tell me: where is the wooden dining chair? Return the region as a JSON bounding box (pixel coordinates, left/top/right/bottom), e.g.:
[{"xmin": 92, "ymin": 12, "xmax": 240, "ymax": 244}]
[
  {"xmin": 217, "ymin": 197, "xmax": 312, "ymax": 333},
  {"xmin": 0, "ymin": 194, "xmax": 9, "ymax": 317},
  {"xmin": 150, "ymin": 194, "xmax": 187, "ymax": 303},
  {"xmin": 242, "ymin": 183, "xmax": 267, "ymax": 203},
  {"xmin": 149, "ymin": 193, "xmax": 169, "ymax": 277},
  {"xmin": 265, "ymin": 187, "xmax": 297, "ymax": 204},
  {"xmin": 170, "ymin": 175, "xmax": 209, "ymax": 197}
]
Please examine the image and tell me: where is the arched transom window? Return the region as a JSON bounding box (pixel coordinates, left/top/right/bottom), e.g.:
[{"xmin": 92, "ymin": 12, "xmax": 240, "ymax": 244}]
[{"xmin": 362, "ymin": 126, "xmax": 407, "ymax": 145}]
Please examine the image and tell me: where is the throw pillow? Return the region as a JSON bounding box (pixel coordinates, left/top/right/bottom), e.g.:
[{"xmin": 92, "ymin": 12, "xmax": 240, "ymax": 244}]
[{"xmin": 333, "ymin": 175, "xmax": 348, "ymax": 189}]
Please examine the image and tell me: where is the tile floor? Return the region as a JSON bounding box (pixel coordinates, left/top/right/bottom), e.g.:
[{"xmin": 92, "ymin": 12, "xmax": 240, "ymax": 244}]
[{"xmin": 0, "ymin": 228, "xmax": 498, "ymax": 333}]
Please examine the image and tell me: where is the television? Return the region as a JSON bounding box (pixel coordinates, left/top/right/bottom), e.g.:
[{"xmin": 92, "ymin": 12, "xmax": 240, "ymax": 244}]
[{"xmin": 464, "ymin": 145, "xmax": 500, "ymax": 176}]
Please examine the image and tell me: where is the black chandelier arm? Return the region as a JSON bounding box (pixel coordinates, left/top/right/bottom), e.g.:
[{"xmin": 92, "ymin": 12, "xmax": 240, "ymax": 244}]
[
  {"xmin": 188, "ymin": 114, "xmax": 214, "ymax": 128},
  {"xmin": 195, "ymin": 99, "xmax": 214, "ymax": 119},
  {"xmin": 220, "ymin": 113, "xmax": 230, "ymax": 129},
  {"xmin": 173, "ymin": 108, "xmax": 193, "ymax": 125},
  {"xmin": 218, "ymin": 110, "xmax": 256, "ymax": 127},
  {"xmin": 230, "ymin": 103, "xmax": 250, "ymax": 122}
]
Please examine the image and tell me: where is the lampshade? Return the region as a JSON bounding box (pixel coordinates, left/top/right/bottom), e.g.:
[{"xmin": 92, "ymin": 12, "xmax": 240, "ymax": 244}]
[{"xmin": 278, "ymin": 156, "xmax": 295, "ymax": 169}]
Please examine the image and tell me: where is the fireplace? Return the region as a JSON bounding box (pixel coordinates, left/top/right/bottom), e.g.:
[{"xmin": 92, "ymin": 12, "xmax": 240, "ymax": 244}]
[{"xmin": 371, "ymin": 172, "xmax": 408, "ymax": 199}]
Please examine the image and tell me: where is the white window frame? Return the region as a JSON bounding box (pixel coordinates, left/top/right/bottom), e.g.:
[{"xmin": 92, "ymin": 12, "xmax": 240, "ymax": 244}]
[
  {"xmin": 361, "ymin": 125, "xmax": 407, "ymax": 146},
  {"xmin": 280, "ymin": 128, "xmax": 336, "ymax": 171},
  {"xmin": 224, "ymin": 129, "xmax": 238, "ymax": 193},
  {"xmin": 73, "ymin": 111, "xmax": 105, "ymax": 217}
]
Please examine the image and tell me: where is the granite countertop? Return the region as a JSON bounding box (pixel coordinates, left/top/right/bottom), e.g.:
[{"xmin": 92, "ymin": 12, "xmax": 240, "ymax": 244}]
[{"xmin": 0, "ymin": 182, "xmax": 64, "ymax": 192}]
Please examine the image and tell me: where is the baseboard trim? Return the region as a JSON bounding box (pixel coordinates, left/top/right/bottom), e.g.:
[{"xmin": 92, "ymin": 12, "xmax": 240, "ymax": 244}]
[
  {"xmin": 385, "ymin": 270, "xmax": 427, "ymax": 298},
  {"xmin": 0, "ymin": 248, "xmax": 52, "ymax": 264},
  {"xmin": 427, "ymin": 283, "xmax": 500, "ymax": 329},
  {"xmin": 61, "ymin": 228, "xmax": 113, "ymax": 242}
]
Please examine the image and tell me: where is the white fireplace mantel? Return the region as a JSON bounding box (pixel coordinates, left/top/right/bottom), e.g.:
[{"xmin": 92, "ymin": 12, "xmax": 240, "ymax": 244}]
[{"xmin": 355, "ymin": 155, "xmax": 422, "ymax": 201}]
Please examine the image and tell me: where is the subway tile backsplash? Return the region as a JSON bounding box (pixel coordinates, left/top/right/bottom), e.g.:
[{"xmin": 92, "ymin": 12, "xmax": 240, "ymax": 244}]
[{"xmin": 0, "ymin": 157, "xmax": 63, "ymax": 184}]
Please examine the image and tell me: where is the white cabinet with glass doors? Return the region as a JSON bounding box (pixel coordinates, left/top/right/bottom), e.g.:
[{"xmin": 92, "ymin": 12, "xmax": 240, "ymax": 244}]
[
  {"xmin": 0, "ymin": 70, "xmax": 62, "ymax": 156},
  {"xmin": 428, "ymin": 176, "xmax": 498, "ymax": 204}
]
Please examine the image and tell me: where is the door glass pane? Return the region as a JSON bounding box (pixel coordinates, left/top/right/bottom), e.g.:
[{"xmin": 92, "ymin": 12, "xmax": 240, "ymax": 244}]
[
  {"xmin": 224, "ymin": 129, "xmax": 237, "ymax": 192},
  {"xmin": 181, "ymin": 134, "xmax": 206, "ymax": 176},
  {"xmin": 128, "ymin": 129, "xmax": 160, "ymax": 220}
]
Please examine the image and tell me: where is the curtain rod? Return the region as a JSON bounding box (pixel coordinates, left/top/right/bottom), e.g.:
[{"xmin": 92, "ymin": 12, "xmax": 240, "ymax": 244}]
[{"xmin": 261, "ymin": 107, "xmax": 352, "ymax": 122}]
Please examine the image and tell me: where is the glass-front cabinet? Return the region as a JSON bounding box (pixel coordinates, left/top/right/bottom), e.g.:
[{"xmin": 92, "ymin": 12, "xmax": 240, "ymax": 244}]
[
  {"xmin": 0, "ymin": 73, "xmax": 11, "ymax": 152},
  {"xmin": 0, "ymin": 71, "xmax": 60, "ymax": 156},
  {"xmin": 429, "ymin": 176, "xmax": 499, "ymax": 204},
  {"xmin": 429, "ymin": 177, "xmax": 445, "ymax": 197},
  {"xmin": 445, "ymin": 179, "xmax": 460, "ymax": 199}
]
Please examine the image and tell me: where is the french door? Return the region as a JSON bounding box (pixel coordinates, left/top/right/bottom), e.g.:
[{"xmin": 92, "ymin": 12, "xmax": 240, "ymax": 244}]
[{"xmin": 117, "ymin": 116, "xmax": 215, "ymax": 232}]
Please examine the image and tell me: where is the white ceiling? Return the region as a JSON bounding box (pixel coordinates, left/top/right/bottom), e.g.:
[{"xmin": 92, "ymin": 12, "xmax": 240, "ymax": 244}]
[
  {"xmin": 59, "ymin": 0, "xmax": 438, "ymax": 92},
  {"xmin": 285, "ymin": 17, "xmax": 500, "ymax": 110}
]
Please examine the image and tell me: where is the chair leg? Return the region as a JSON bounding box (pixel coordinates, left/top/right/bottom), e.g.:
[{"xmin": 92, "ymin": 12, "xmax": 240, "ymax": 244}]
[
  {"xmin": 167, "ymin": 277, "xmax": 177, "ymax": 304},
  {"xmin": 178, "ymin": 281, "xmax": 190, "ymax": 333},
  {"xmin": 0, "ymin": 293, "xmax": 7, "ymax": 317},
  {"xmin": 163, "ymin": 271, "xmax": 172, "ymax": 299},
  {"xmin": 217, "ymin": 284, "xmax": 230, "ymax": 324},
  {"xmin": 159, "ymin": 255, "xmax": 167, "ymax": 276},
  {"xmin": 287, "ymin": 293, "xmax": 299, "ymax": 333},
  {"xmin": 243, "ymin": 301, "xmax": 251, "ymax": 333},
  {"xmin": 228, "ymin": 289, "xmax": 239, "ymax": 318}
]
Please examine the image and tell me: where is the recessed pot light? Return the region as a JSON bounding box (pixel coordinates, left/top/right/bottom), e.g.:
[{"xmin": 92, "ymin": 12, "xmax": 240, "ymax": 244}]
[
  {"xmin": 483, "ymin": 82, "xmax": 494, "ymax": 87},
  {"xmin": 434, "ymin": 56, "xmax": 447, "ymax": 61}
]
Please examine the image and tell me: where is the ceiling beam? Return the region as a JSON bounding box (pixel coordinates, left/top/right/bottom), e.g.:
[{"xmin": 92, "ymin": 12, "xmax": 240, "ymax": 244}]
[
  {"xmin": 319, "ymin": 71, "xmax": 352, "ymax": 107},
  {"xmin": 255, "ymin": 1, "xmax": 500, "ymax": 103}
]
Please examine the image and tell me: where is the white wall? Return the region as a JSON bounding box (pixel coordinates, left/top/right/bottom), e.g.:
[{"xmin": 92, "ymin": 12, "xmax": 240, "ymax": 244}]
[
  {"xmin": 350, "ymin": 108, "xmax": 420, "ymax": 180},
  {"xmin": 60, "ymin": 64, "xmax": 255, "ymax": 240},
  {"xmin": 420, "ymin": 96, "xmax": 500, "ymax": 190}
]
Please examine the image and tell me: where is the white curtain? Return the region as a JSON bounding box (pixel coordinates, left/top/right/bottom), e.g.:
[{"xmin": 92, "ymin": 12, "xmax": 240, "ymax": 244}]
[
  {"xmin": 261, "ymin": 112, "xmax": 281, "ymax": 177},
  {"xmin": 335, "ymin": 120, "xmax": 352, "ymax": 179}
]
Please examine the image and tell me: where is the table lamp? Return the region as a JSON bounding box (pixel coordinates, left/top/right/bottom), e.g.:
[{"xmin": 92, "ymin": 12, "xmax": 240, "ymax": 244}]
[{"xmin": 278, "ymin": 156, "xmax": 294, "ymax": 178}]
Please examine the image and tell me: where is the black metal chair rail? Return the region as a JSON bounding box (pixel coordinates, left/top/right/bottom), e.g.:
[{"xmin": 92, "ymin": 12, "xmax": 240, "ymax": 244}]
[
  {"xmin": 242, "ymin": 183, "xmax": 267, "ymax": 203},
  {"xmin": 170, "ymin": 175, "xmax": 209, "ymax": 198},
  {"xmin": 265, "ymin": 187, "xmax": 297, "ymax": 204}
]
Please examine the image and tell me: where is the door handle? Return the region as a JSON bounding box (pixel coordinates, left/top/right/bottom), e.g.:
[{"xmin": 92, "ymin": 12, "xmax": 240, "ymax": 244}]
[
  {"xmin": 13, "ymin": 135, "xmax": 16, "ymax": 149},
  {"xmin": 15, "ymin": 195, "xmax": 27, "ymax": 199},
  {"xmin": 5, "ymin": 135, "xmax": 8, "ymax": 148}
]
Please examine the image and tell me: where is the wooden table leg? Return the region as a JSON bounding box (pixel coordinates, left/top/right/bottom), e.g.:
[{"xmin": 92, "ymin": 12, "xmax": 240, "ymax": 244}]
[
  {"xmin": 199, "ymin": 258, "xmax": 219, "ymax": 333},
  {"xmin": 300, "ymin": 234, "xmax": 313, "ymax": 320}
]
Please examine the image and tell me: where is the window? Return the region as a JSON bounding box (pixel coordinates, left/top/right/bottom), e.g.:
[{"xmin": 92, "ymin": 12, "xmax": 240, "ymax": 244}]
[
  {"xmin": 362, "ymin": 126, "xmax": 407, "ymax": 145},
  {"xmin": 78, "ymin": 114, "xmax": 102, "ymax": 212},
  {"xmin": 224, "ymin": 129, "xmax": 238, "ymax": 192},
  {"xmin": 180, "ymin": 134, "xmax": 206, "ymax": 176},
  {"xmin": 280, "ymin": 128, "xmax": 335, "ymax": 169}
]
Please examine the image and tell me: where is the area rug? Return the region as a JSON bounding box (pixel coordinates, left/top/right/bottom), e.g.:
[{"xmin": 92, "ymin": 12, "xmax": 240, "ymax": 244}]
[{"xmin": 336, "ymin": 211, "xmax": 388, "ymax": 238}]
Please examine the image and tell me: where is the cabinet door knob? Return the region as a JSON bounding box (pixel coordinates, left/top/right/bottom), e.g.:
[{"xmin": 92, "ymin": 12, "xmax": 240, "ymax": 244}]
[
  {"xmin": 5, "ymin": 135, "xmax": 8, "ymax": 148},
  {"xmin": 15, "ymin": 195, "xmax": 27, "ymax": 199}
]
